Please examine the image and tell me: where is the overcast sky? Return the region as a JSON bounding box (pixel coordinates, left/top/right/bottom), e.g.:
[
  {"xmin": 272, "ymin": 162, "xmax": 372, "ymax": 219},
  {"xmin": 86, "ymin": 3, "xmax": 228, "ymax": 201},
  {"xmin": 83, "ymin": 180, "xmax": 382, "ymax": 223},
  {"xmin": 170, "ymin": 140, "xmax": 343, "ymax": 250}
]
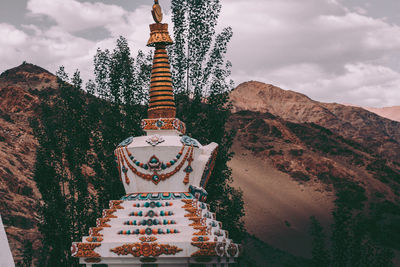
[{"xmin": 0, "ymin": 0, "xmax": 399, "ymax": 107}]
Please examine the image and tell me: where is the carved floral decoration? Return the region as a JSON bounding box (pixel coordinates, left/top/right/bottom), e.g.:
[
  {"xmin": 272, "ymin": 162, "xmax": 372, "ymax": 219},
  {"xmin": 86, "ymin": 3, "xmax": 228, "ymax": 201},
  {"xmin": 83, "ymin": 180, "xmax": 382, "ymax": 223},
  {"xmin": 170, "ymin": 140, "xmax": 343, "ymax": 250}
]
[
  {"xmin": 191, "ymin": 242, "xmax": 217, "ymax": 257},
  {"xmin": 71, "ymin": 243, "xmax": 101, "ymax": 258},
  {"xmin": 146, "ymin": 135, "xmax": 165, "ymax": 146},
  {"xmin": 110, "ymin": 243, "xmax": 183, "ymax": 257}
]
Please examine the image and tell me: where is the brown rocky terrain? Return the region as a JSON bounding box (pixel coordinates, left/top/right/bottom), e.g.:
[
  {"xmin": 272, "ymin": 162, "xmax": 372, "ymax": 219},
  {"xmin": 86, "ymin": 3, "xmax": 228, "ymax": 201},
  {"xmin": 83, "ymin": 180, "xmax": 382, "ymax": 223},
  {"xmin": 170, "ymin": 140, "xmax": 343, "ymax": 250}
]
[
  {"xmin": 231, "ymin": 81, "xmax": 400, "ymax": 160},
  {"xmin": 0, "ymin": 63, "xmax": 57, "ymax": 263},
  {"xmin": 229, "ymin": 81, "xmax": 400, "ymax": 261}
]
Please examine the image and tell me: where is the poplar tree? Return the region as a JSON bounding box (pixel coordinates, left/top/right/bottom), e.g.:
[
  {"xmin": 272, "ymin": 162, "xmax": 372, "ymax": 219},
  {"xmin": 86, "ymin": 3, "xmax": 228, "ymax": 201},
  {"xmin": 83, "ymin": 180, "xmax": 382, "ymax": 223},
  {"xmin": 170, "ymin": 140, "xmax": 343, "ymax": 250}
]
[
  {"xmin": 170, "ymin": 0, "xmax": 244, "ymax": 241},
  {"xmin": 170, "ymin": 0, "xmax": 234, "ymax": 96}
]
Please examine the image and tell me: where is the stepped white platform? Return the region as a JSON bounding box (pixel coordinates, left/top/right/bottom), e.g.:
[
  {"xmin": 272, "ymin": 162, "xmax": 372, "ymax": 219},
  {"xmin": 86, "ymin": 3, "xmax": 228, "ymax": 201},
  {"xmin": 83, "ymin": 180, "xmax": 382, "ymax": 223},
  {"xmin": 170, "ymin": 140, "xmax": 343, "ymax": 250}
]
[{"xmin": 71, "ymin": 128, "xmax": 240, "ymax": 267}]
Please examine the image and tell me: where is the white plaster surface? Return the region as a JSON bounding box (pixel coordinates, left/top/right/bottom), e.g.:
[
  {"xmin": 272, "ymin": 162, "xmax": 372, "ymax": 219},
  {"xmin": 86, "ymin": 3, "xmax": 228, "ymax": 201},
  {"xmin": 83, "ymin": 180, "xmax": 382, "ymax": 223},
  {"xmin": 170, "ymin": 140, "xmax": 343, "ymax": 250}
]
[{"xmin": 0, "ymin": 215, "xmax": 15, "ymax": 267}]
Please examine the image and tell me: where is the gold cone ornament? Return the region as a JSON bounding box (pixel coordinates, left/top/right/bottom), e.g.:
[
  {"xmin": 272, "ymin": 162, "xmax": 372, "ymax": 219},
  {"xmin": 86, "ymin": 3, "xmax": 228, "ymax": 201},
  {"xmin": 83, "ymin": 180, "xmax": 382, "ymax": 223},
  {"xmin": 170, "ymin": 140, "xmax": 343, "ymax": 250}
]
[{"xmin": 147, "ymin": 0, "xmax": 176, "ymax": 119}]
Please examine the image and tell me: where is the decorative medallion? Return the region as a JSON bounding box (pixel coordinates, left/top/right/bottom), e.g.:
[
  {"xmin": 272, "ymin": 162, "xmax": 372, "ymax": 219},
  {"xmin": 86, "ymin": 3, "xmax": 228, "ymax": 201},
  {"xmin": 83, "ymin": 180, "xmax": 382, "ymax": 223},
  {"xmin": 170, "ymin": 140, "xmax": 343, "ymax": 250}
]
[
  {"xmin": 180, "ymin": 136, "xmax": 199, "ymax": 147},
  {"xmin": 156, "ymin": 119, "xmax": 165, "ymax": 128},
  {"xmin": 118, "ymin": 136, "xmax": 134, "ymax": 147},
  {"xmin": 146, "ymin": 135, "xmax": 165, "ymax": 146},
  {"xmin": 215, "ymin": 242, "xmax": 226, "ymax": 257},
  {"xmin": 110, "ymin": 243, "xmax": 183, "ymax": 257},
  {"xmin": 228, "ymin": 243, "xmax": 239, "ymax": 257}
]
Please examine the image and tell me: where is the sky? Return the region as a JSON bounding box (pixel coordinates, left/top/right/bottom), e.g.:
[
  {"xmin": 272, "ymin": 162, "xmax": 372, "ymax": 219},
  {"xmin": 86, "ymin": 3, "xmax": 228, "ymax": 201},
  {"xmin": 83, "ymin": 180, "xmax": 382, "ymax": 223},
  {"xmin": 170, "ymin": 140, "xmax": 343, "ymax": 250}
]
[{"xmin": 0, "ymin": 0, "xmax": 399, "ymax": 107}]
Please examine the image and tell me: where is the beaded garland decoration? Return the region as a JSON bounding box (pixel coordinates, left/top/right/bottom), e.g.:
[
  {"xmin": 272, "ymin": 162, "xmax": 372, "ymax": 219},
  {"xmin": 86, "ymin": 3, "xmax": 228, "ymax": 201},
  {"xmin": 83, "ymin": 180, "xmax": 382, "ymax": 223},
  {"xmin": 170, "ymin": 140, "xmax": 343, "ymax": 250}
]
[
  {"xmin": 129, "ymin": 210, "xmax": 174, "ymax": 217},
  {"xmin": 132, "ymin": 201, "xmax": 173, "ymax": 208},
  {"xmin": 121, "ymin": 192, "xmax": 194, "ymax": 201},
  {"xmin": 118, "ymin": 228, "xmax": 179, "ymax": 235},
  {"xmin": 115, "ymin": 144, "xmax": 195, "ymax": 185},
  {"xmin": 123, "ymin": 219, "xmax": 176, "ymax": 226}
]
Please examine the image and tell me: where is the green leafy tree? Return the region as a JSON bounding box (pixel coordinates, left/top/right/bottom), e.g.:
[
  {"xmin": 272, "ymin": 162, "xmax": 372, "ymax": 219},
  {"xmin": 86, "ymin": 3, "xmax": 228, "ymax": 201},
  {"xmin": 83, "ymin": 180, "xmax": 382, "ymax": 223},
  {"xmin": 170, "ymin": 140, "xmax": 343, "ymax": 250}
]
[
  {"xmin": 310, "ymin": 206, "xmax": 394, "ymax": 267},
  {"xmin": 170, "ymin": 0, "xmax": 234, "ymax": 96},
  {"xmin": 171, "ymin": 0, "xmax": 244, "ymax": 242},
  {"xmin": 93, "ymin": 36, "xmax": 152, "ymax": 105},
  {"xmin": 310, "ymin": 216, "xmax": 330, "ymax": 267}
]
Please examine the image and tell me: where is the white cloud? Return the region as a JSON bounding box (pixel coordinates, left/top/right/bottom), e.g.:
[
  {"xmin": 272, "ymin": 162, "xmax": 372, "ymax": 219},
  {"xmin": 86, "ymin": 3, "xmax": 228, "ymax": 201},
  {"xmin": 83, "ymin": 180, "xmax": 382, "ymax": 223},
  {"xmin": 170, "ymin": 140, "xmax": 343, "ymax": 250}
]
[
  {"xmin": 221, "ymin": 0, "xmax": 400, "ymax": 106},
  {"xmin": 0, "ymin": 0, "xmax": 399, "ymax": 107},
  {"xmin": 27, "ymin": 0, "xmax": 127, "ymax": 32}
]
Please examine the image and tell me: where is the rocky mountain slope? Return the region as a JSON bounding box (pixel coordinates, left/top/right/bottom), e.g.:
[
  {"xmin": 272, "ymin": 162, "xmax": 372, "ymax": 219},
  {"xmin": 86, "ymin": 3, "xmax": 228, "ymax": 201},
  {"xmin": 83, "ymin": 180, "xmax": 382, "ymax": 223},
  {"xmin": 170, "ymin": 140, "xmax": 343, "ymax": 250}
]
[
  {"xmin": 229, "ymin": 81, "xmax": 400, "ymax": 260},
  {"xmin": 0, "ymin": 63, "xmax": 58, "ymax": 263},
  {"xmin": 231, "ymin": 81, "xmax": 400, "ymax": 160}
]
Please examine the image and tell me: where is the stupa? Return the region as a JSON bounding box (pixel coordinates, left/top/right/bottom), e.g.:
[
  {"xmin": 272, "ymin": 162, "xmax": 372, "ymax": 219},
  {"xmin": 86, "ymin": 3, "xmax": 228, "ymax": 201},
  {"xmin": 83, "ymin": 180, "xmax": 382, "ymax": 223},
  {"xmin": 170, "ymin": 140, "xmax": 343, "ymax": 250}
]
[{"xmin": 71, "ymin": 1, "xmax": 240, "ymax": 266}]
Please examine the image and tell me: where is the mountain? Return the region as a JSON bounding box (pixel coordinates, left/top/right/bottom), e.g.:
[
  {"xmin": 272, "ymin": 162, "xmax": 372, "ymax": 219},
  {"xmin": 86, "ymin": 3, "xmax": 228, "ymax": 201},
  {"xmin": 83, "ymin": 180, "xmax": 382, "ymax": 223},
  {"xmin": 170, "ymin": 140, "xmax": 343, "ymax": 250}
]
[
  {"xmin": 363, "ymin": 106, "xmax": 400, "ymax": 123},
  {"xmin": 229, "ymin": 81, "xmax": 400, "ymax": 258},
  {"xmin": 0, "ymin": 63, "xmax": 58, "ymax": 263},
  {"xmin": 231, "ymin": 81, "xmax": 400, "ymax": 160}
]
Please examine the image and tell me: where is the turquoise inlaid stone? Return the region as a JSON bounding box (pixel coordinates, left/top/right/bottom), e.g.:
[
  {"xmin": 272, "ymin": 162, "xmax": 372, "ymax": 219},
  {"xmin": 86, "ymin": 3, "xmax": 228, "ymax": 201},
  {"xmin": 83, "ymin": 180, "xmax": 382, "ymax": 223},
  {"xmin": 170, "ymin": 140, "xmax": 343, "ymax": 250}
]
[
  {"xmin": 184, "ymin": 165, "xmax": 193, "ymax": 173},
  {"xmin": 152, "ymin": 175, "xmax": 159, "ymax": 182}
]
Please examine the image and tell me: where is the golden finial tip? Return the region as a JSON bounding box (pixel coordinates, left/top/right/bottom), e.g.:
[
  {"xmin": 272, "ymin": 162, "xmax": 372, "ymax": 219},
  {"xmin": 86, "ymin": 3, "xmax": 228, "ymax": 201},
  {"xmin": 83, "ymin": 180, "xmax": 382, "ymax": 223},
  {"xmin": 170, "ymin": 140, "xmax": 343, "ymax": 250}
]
[{"xmin": 152, "ymin": 0, "xmax": 163, "ymax": 23}]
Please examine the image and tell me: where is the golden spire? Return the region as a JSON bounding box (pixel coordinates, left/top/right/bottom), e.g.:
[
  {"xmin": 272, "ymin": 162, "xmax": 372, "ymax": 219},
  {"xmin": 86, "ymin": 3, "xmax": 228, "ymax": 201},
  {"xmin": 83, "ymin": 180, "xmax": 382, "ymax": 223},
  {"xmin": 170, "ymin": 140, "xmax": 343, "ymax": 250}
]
[{"xmin": 147, "ymin": 0, "xmax": 175, "ymax": 119}]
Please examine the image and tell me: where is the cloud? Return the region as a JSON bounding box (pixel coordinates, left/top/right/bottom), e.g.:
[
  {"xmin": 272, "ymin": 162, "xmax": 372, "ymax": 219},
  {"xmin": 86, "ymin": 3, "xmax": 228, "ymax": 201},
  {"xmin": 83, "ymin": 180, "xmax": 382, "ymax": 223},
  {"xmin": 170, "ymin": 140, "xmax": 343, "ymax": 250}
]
[
  {"xmin": 0, "ymin": 0, "xmax": 159, "ymax": 83},
  {"xmin": 0, "ymin": 0, "xmax": 399, "ymax": 107},
  {"xmin": 27, "ymin": 0, "xmax": 127, "ymax": 32},
  {"xmin": 221, "ymin": 0, "xmax": 400, "ymax": 106}
]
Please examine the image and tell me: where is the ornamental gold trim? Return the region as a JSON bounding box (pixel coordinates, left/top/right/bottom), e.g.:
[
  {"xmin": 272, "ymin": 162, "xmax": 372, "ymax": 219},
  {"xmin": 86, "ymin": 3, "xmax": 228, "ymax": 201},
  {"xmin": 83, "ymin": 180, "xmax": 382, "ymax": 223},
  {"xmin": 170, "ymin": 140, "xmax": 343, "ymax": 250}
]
[{"xmin": 110, "ymin": 243, "xmax": 183, "ymax": 257}]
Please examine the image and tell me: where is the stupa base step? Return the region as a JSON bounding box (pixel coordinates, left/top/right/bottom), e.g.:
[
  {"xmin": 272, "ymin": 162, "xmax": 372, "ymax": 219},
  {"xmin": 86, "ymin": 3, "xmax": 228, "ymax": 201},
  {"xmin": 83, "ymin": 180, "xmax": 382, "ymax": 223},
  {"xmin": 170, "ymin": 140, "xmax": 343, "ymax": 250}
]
[{"xmin": 80, "ymin": 256, "xmax": 237, "ymax": 266}]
